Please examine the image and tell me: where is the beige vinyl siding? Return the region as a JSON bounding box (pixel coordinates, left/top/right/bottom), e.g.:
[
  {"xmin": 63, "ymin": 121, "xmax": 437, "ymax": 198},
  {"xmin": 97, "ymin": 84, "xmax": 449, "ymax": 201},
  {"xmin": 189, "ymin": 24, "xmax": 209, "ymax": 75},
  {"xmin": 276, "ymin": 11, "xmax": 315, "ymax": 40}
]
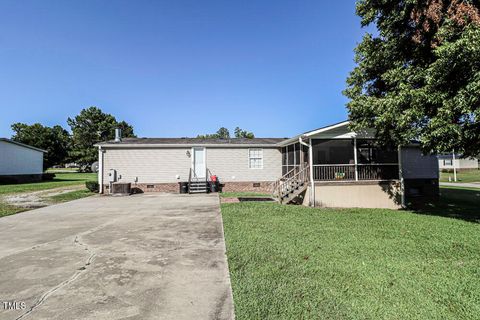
[
  {"xmin": 438, "ymin": 157, "xmax": 479, "ymax": 169},
  {"xmin": 102, "ymin": 146, "xmax": 282, "ymax": 184},
  {"xmin": 206, "ymin": 147, "xmax": 281, "ymax": 182},
  {"xmin": 103, "ymin": 148, "xmax": 191, "ymax": 183}
]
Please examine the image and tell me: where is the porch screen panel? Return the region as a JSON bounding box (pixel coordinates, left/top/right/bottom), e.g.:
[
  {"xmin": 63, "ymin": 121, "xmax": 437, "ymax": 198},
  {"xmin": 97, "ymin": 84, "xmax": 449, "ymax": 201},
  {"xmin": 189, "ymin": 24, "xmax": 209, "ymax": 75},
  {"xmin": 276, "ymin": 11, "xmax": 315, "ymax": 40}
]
[
  {"xmin": 282, "ymin": 147, "xmax": 288, "ymax": 175},
  {"xmin": 294, "ymin": 143, "xmax": 300, "ymax": 166},
  {"xmin": 287, "ymin": 145, "xmax": 294, "ymax": 165},
  {"xmin": 287, "ymin": 144, "xmax": 295, "ymax": 173},
  {"xmin": 312, "ymin": 139, "xmax": 355, "ymax": 164},
  {"xmin": 312, "ymin": 139, "xmax": 355, "ymax": 180},
  {"xmin": 302, "ymin": 145, "xmax": 309, "ymax": 164},
  {"xmin": 356, "ymin": 140, "xmax": 398, "ymax": 164},
  {"xmin": 356, "ymin": 139, "xmax": 399, "ymax": 180}
]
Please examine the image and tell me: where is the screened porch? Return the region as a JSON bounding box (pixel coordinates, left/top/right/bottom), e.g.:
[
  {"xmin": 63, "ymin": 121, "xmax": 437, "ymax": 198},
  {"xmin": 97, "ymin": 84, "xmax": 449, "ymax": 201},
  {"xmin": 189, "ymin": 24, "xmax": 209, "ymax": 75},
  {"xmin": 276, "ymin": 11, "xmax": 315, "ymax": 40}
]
[{"xmin": 281, "ymin": 139, "xmax": 399, "ymax": 181}]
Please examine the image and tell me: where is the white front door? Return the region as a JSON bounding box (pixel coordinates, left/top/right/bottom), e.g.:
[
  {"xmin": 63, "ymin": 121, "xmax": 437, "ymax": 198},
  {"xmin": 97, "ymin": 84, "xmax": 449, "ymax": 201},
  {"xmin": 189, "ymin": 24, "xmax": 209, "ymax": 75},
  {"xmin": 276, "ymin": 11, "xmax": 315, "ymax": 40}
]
[{"xmin": 192, "ymin": 147, "xmax": 206, "ymax": 178}]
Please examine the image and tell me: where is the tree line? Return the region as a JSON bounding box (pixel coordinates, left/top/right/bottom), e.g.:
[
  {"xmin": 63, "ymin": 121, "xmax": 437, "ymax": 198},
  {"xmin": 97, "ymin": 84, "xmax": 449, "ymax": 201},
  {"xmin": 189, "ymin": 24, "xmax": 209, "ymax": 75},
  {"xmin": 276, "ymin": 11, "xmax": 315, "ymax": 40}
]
[
  {"xmin": 11, "ymin": 106, "xmax": 256, "ymax": 170},
  {"xmin": 11, "ymin": 106, "xmax": 135, "ymax": 170},
  {"xmin": 197, "ymin": 127, "xmax": 254, "ymax": 139}
]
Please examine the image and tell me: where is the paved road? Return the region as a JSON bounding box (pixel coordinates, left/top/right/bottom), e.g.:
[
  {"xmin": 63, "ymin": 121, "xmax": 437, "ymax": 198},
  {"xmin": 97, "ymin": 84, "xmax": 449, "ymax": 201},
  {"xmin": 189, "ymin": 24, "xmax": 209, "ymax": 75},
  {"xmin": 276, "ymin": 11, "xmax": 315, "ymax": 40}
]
[
  {"xmin": 0, "ymin": 193, "xmax": 234, "ymax": 320},
  {"xmin": 440, "ymin": 182, "xmax": 480, "ymax": 189}
]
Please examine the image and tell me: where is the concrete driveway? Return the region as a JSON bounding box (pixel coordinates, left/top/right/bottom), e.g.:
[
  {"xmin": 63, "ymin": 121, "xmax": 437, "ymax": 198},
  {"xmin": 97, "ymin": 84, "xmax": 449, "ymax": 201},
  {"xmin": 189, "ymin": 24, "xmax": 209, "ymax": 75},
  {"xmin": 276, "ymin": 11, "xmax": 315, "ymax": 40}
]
[{"xmin": 0, "ymin": 193, "xmax": 234, "ymax": 320}]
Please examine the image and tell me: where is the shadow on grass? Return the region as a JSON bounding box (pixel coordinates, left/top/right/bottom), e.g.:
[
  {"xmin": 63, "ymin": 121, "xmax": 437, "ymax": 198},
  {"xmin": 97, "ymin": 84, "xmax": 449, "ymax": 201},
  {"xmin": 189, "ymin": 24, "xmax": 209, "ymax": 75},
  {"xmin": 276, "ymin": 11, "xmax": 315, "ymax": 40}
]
[
  {"xmin": 238, "ymin": 197, "xmax": 276, "ymax": 202},
  {"xmin": 0, "ymin": 178, "xmax": 92, "ymax": 186},
  {"xmin": 410, "ymin": 187, "xmax": 480, "ymax": 223}
]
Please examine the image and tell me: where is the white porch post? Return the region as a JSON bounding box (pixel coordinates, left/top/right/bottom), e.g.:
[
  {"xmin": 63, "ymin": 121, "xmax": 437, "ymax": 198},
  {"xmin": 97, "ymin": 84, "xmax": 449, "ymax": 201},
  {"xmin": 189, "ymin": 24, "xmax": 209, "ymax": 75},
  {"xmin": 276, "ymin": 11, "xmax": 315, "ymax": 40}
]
[
  {"xmin": 353, "ymin": 137, "xmax": 358, "ymax": 181},
  {"xmin": 309, "ymin": 138, "xmax": 315, "ymax": 207},
  {"xmin": 452, "ymin": 150, "xmax": 457, "ymax": 182},
  {"xmin": 398, "ymin": 146, "xmax": 405, "ymax": 208},
  {"xmin": 98, "ymin": 147, "xmax": 104, "ymax": 194}
]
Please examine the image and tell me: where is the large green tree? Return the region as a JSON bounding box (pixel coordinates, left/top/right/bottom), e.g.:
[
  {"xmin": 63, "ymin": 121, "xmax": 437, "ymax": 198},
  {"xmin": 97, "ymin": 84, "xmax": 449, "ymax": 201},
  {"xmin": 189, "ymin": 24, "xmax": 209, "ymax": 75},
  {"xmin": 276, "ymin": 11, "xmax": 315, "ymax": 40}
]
[
  {"xmin": 345, "ymin": 0, "xmax": 480, "ymax": 157},
  {"xmin": 67, "ymin": 107, "xmax": 135, "ymax": 166},
  {"xmin": 197, "ymin": 127, "xmax": 231, "ymax": 139},
  {"xmin": 11, "ymin": 123, "xmax": 71, "ymax": 169},
  {"xmin": 234, "ymin": 127, "xmax": 255, "ymax": 139}
]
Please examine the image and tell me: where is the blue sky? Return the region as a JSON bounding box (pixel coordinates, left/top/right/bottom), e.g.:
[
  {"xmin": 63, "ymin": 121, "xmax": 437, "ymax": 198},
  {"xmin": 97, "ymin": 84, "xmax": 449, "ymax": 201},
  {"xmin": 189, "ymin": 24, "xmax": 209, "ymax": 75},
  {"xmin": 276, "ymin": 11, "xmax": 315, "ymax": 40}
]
[{"xmin": 0, "ymin": 0, "xmax": 368, "ymax": 138}]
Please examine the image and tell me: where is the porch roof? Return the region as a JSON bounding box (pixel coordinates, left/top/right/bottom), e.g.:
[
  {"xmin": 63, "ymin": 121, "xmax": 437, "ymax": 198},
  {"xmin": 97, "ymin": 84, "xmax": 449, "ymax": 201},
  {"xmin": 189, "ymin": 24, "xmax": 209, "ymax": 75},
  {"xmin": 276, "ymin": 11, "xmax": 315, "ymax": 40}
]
[{"xmin": 278, "ymin": 121, "xmax": 376, "ymax": 146}]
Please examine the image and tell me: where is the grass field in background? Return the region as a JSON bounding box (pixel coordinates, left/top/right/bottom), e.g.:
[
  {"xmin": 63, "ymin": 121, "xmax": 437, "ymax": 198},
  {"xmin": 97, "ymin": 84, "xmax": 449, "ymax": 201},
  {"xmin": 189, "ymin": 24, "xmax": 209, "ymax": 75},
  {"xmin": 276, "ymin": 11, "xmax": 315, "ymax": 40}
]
[
  {"xmin": 0, "ymin": 172, "xmax": 97, "ymax": 195},
  {"xmin": 440, "ymin": 169, "xmax": 480, "ymax": 183},
  {"xmin": 222, "ymin": 187, "xmax": 480, "ymax": 319}
]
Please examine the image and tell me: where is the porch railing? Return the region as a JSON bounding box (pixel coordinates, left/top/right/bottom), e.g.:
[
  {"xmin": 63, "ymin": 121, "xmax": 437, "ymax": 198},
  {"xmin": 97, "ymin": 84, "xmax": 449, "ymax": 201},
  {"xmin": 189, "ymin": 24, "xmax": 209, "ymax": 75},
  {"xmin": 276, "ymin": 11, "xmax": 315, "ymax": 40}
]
[
  {"xmin": 271, "ymin": 162, "xmax": 309, "ymax": 199},
  {"xmin": 312, "ymin": 164, "xmax": 399, "ymax": 181}
]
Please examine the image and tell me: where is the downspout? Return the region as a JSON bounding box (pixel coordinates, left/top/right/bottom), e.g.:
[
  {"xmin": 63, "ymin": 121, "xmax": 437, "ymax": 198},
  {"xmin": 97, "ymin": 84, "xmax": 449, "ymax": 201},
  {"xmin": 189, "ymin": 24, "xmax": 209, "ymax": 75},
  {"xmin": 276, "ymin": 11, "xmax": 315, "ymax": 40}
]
[{"xmin": 98, "ymin": 146, "xmax": 104, "ymax": 194}]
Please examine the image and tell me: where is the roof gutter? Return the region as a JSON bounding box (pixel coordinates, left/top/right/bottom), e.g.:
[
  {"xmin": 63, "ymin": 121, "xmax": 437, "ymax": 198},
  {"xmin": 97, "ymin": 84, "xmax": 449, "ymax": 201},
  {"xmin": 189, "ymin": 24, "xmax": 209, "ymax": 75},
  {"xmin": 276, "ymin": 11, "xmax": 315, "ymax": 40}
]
[
  {"xmin": 95, "ymin": 143, "xmax": 282, "ymax": 148},
  {"xmin": 0, "ymin": 138, "xmax": 47, "ymax": 153}
]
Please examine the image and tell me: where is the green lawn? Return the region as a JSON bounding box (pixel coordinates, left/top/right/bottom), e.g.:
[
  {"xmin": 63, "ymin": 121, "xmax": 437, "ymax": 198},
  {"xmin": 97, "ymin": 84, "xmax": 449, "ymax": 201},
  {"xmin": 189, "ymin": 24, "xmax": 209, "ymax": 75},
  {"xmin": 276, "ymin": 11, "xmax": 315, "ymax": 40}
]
[
  {"xmin": 0, "ymin": 172, "xmax": 97, "ymax": 195},
  {"xmin": 47, "ymin": 189, "xmax": 95, "ymax": 203},
  {"xmin": 220, "ymin": 191, "xmax": 272, "ymax": 198},
  {"xmin": 0, "ymin": 202, "xmax": 27, "ymax": 218},
  {"xmin": 440, "ymin": 169, "xmax": 480, "ymax": 183},
  {"xmin": 222, "ymin": 188, "xmax": 480, "ymax": 319}
]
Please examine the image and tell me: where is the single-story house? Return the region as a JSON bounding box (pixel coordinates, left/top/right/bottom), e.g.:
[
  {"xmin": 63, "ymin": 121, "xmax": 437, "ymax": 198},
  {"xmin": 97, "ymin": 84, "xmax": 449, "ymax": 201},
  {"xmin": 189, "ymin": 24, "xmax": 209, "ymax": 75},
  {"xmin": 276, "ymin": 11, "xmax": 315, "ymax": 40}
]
[
  {"xmin": 0, "ymin": 138, "xmax": 46, "ymax": 183},
  {"xmin": 438, "ymin": 154, "xmax": 479, "ymax": 171},
  {"xmin": 96, "ymin": 121, "xmax": 439, "ymax": 209}
]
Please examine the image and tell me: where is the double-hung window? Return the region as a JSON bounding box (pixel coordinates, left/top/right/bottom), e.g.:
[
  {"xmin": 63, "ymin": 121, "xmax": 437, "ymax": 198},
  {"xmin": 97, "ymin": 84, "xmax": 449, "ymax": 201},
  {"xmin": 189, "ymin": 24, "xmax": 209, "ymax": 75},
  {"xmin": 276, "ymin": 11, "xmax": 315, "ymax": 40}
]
[{"xmin": 249, "ymin": 148, "xmax": 263, "ymax": 169}]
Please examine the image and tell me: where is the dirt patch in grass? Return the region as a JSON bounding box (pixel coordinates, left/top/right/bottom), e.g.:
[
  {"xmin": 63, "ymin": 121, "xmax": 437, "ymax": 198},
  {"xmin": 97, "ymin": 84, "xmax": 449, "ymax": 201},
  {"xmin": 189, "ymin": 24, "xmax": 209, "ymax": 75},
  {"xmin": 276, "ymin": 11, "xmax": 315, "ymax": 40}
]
[
  {"xmin": 0, "ymin": 186, "xmax": 95, "ymax": 218},
  {"xmin": 2, "ymin": 185, "xmax": 86, "ymax": 209}
]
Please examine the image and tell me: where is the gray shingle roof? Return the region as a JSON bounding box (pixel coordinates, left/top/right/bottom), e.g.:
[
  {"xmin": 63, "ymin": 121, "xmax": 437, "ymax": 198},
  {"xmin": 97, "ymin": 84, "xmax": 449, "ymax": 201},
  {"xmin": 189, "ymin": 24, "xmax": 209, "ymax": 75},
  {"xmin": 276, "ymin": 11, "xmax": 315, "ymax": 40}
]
[
  {"xmin": 0, "ymin": 138, "xmax": 47, "ymax": 153},
  {"xmin": 97, "ymin": 137, "xmax": 286, "ymax": 146}
]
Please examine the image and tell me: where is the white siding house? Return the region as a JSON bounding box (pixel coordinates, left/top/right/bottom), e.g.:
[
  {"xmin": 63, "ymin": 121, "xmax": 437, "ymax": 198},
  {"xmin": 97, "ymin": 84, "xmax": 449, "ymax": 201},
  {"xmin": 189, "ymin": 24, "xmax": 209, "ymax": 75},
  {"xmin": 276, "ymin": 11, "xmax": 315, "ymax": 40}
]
[
  {"xmin": 438, "ymin": 154, "xmax": 479, "ymax": 170},
  {"xmin": 0, "ymin": 138, "xmax": 46, "ymax": 182}
]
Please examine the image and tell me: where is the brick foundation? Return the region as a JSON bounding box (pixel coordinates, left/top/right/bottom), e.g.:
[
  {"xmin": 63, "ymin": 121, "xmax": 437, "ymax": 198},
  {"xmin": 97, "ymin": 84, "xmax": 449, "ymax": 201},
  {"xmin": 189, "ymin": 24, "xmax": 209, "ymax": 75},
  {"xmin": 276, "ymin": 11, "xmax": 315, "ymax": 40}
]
[
  {"xmin": 103, "ymin": 183, "xmax": 179, "ymax": 194},
  {"xmin": 102, "ymin": 181, "xmax": 274, "ymax": 194}
]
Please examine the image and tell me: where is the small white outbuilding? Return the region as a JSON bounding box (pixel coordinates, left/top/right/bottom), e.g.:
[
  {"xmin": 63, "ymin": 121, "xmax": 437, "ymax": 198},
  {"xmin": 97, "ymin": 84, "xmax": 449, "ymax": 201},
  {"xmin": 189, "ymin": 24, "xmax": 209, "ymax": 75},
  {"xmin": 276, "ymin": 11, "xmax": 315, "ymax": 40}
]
[{"xmin": 0, "ymin": 138, "xmax": 46, "ymax": 182}]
